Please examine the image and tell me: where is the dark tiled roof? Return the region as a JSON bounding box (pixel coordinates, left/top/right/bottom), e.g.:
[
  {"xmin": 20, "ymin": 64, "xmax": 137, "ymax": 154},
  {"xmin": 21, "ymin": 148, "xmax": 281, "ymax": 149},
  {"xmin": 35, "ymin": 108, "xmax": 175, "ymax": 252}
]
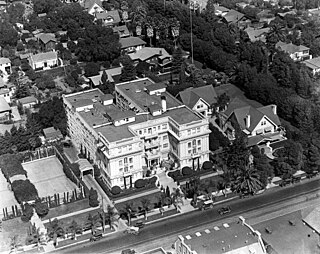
[
  {"xmin": 179, "ymin": 85, "xmax": 217, "ymax": 109},
  {"xmin": 119, "ymin": 37, "xmax": 146, "ymax": 49}
]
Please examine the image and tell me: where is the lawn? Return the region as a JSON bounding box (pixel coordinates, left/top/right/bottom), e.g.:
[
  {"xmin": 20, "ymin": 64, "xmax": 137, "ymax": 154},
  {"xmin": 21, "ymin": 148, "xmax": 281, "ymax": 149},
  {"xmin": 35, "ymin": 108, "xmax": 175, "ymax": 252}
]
[
  {"xmin": 0, "ymin": 218, "xmax": 30, "ymax": 253},
  {"xmin": 115, "ymin": 191, "xmax": 162, "ymax": 214},
  {"xmin": 43, "ymin": 198, "xmax": 91, "ymax": 221}
]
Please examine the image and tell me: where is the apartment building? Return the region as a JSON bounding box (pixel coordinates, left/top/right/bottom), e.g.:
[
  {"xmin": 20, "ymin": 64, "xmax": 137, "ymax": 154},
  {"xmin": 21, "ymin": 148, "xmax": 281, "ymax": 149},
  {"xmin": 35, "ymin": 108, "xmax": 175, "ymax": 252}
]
[{"xmin": 63, "ymin": 78, "xmax": 210, "ymax": 189}]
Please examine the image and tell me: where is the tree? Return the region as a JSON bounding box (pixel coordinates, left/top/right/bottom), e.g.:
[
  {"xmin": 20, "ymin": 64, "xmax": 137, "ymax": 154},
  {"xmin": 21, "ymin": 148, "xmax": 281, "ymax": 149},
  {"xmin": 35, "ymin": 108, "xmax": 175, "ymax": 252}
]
[
  {"xmin": 21, "ymin": 203, "xmax": 34, "ymax": 222},
  {"xmin": 141, "ymin": 198, "xmax": 152, "ymax": 220},
  {"xmin": 9, "ymin": 235, "xmax": 22, "ymax": 254},
  {"xmin": 120, "ymin": 55, "xmax": 136, "ymax": 82},
  {"xmin": 34, "ymin": 199, "xmax": 49, "ymax": 218},
  {"xmin": 84, "ymin": 62, "xmax": 100, "ymax": 77},
  {"xmin": 88, "ymin": 188, "xmax": 99, "ymax": 207},
  {"xmin": 47, "ymin": 218, "xmax": 65, "ymax": 246},
  {"xmin": 305, "ymin": 145, "xmax": 320, "ymax": 174},
  {"xmin": 232, "ymin": 166, "xmax": 263, "ymax": 196},
  {"xmin": 0, "ymin": 21, "xmax": 19, "ymax": 47},
  {"xmin": 67, "ymin": 220, "xmax": 82, "ymax": 240},
  {"xmin": 123, "ymin": 202, "xmax": 136, "ymax": 225},
  {"xmin": 171, "ymin": 188, "xmax": 184, "ymax": 210},
  {"xmin": 35, "ymin": 74, "xmax": 55, "ymax": 90},
  {"xmin": 86, "ymin": 213, "xmax": 102, "ymax": 235},
  {"xmin": 171, "ymin": 47, "xmax": 184, "ymax": 75},
  {"xmin": 104, "ymin": 205, "xmax": 119, "ymax": 230},
  {"xmin": 7, "ymin": 3, "xmax": 25, "ymax": 24},
  {"xmin": 32, "ymin": 0, "xmax": 62, "ymax": 14}
]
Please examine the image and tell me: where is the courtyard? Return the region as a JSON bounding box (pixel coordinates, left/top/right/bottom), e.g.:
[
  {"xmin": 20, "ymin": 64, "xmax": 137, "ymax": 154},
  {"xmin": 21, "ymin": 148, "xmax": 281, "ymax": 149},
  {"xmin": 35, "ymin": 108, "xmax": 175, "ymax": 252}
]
[{"xmin": 21, "ymin": 156, "xmax": 76, "ymax": 198}]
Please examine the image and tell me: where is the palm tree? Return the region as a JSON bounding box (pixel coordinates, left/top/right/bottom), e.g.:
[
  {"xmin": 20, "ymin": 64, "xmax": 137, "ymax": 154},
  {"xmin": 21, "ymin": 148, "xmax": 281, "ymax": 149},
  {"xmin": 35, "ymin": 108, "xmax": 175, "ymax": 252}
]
[
  {"xmin": 141, "ymin": 198, "xmax": 152, "ymax": 220},
  {"xmin": 86, "ymin": 213, "xmax": 102, "ymax": 235},
  {"xmin": 104, "ymin": 205, "xmax": 119, "ymax": 230},
  {"xmin": 9, "ymin": 235, "xmax": 22, "ymax": 254},
  {"xmin": 123, "ymin": 202, "xmax": 136, "ymax": 226},
  {"xmin": 47, "ymin": 219, "xmax": 65, "ymax": 246},
  {"xmin": 171, "ymin": 188, "xmax": 184, "ymax": 211},
  {"xmin": 232, "ymin": 166, "xmax": 263, "ymax": 196},
  {"xmin": 67, "ymin": 220, "xmax": 82, "ymax": 240}
]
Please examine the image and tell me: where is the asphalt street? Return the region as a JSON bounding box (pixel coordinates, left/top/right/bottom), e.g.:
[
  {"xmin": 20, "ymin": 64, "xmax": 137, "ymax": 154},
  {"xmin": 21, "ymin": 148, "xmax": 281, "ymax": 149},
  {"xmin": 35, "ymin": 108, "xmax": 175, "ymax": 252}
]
[{"xmin": 56, "ymin": 178, "xmax": 320, "ymax": 254}]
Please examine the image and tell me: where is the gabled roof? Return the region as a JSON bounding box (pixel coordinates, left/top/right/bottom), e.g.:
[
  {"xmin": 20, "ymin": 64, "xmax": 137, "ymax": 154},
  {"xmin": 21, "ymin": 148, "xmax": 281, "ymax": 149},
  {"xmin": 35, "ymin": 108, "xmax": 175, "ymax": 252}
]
[
  {"xmin": 276, "ymin": 41, "xmax": 309, "ymax": 54},
  {"xmin": 179, "ymin": 85, "xmax": 217, "ymax": 109},
  {"xmin": 18, "ymin": 95, "xmax": 38, "ymax": 105},
  {"xmin": 119, "ymin": 37, "xmax": 146, "ymax": 49},
  {"xmin": 96, "ymin": 10, "xmax": 121, "ymax": 24},
  {"xmin": 82, "ymin": 0, "xmax": 103, "ymax": 10},
  {"xmin": 113, "ymin": 25, "xmax": 130, "ymax": 37},
  {"xmin": 244, "ymin": 27, "xmax": 270, "ymax": 42},
  {"xmin": 0, "ymin": 58, "xmax": 10, "ymax": 65},
  {"xmin": 38, "ymin": 33, "xmax": 56, "ymax": 44},
  {"xmin": 30, "ymin": 51, "xmax": 58, "ymax": 63},
  {"xmin": 223, "ymin": 9, "xmax": 245, "ymax": 23},
  {"xmin": 129, "ymin": 47, "xmax": 171, "ymax": 62},
  {"xmin": 213, "ymin": 4, "xmax": 230, "ymax": 13},
  {"xmin": 303, "ymin": 56, "xmax": 320, "ymax": 70},
  {"xmin": 224, "ymin": 97, "xmax": 249, "ymax": 117},
  {"xmin": 43, "ymin": 127, "xmax": 63, "ymax": 139},
  {"xmin": 0, "ymin": 96, "xmax": 10, "ymax": 112}
]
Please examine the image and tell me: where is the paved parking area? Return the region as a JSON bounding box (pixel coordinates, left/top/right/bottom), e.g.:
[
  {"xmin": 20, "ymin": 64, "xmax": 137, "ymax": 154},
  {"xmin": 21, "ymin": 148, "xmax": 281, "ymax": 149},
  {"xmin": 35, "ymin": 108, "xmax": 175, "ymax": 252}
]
[{"xmin": 22, "ymin": 157, "xmax": 76, "ymax": 197}]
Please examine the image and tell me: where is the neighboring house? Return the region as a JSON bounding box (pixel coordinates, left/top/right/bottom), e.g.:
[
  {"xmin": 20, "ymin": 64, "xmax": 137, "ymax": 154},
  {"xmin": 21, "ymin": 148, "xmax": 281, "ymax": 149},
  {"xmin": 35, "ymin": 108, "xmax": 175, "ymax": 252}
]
[
  {"xmin": 64, "ymin": 78, "xmax": 210, "ymax": 188},
  {"xmin": 81, "ymin": 0, "xmax": 105, "ymax": 15},
  {"xmin": 37, "ymin": 33, "xmax": 57, "ymax": 51},
  {"xmin": 244, "ymin": 27, "xmax": 270, "ymax": 42},
  {"xmin": 95, "ymin": 10, "xmax": 121, "ymax": 27},
  {"xmin": 220, "ymin": 97, "xmax": 286, "ymax": 147},
  {"xmin": 236, "ymin": 2, "xmax": 249, "ymax": 8},
  {"xmin": 277, "ymin": 10, "xmax": 296, "ymax": 18},
  {"xmin": 17, "ymin": 96, "xmax": 38, "ymax": 109},
  {"xmin": 223, "ymin": 9, "xmax": 251, "ymax": 29},
  {"xmin": 178, "ymin": 85, "xmax": 217, "ymax": 117},
  {"xmin": 28, "ymin": 51, "xmax": 59, "ymax": 71},
  {"xmin": 0, "ymin": 0, "xmax": 6, "ymax": 11},
  {"xmin": 214, "ymin": 4, "xmax": 230, "ymax": 17},
  {"xmin": 88, "ymin": 67, "xmax": 122, "ymax": 87},
  {"xmin": 175, "ymin": 216, "xmax": 267, "ymax": 254},
  {"xmin": 0, "ymin": 82, "xmax": 15, "ymax": 103},
  {"xmin": 308, "ymin": 8, "xmax": 320, "ymax": 16},
  {"xmin": 0, "ymin": 96, "xmax": 11, "ymax": 123},
  {"xmin": 0, "ymin": 88, "xmax": 11, "ymax": 103},
  {"xmin": 303, "ymin": 57, "xmax": 320, "ymax": 75},
  {"xmin": 0, "ymin": 58, "xmax": 11, "ymax": 75},
  {"xmin": 43, "ymin": 127, "xmax": 63, "ymax": 143},
  {"xmin": 128, "ymin": 47, "xmax": 172, "ymax": 72},
  {"xmin": 257, "ymin": 9, "xmax": 275, "ymax": 24},
  {"xmin": 113, "ymin": 25, "xmax": 130, "ymax": 38},
  {"xmin": 276, "ymin": 41, "xmax": 311, "ymax": 61},
  {"xmin": 119, "ymin": 37, "xmax": 146, "ymax": 53}
]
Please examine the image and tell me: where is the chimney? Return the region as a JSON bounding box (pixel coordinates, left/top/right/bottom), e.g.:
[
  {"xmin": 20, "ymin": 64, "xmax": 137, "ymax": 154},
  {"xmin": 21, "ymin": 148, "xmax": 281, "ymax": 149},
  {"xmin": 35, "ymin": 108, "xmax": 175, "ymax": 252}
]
[
  {"xmin": 271, "ymin": 105, "xmax": 277, "ymax": 115},
  {"xmin": 161, "ymin": 95, "xmax": 167, "ymax": 112},
  {"xmin": 245, "ymin": 114, "xmax": 250, "ymax": 129},
  {"xmin": 159, "ymin": 49, "xmax": 162, "ymax": 55}
]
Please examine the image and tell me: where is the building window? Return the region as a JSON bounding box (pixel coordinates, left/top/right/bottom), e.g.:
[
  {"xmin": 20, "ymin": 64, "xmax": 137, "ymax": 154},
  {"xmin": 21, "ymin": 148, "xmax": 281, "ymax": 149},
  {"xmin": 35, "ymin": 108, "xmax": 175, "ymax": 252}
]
[
  {"xmin": 129, "ymin": 157, "xmax": 133, "ymax": 163},
  {"xmin": 162, "ymin": 124, "xmax": 167, "ymax": 129},
  {"xmin": 163, "ymin": 134, "xmax": 168, "ymax": 140},
  {"xmin": 192, "ymin": 129, "xmax": 196, "ymax": 134},
  {"xmin": 188, "ymin": 130, "xmax": 191, "ymax": 135},
  {"xmin": 124, "ymin": 157, "xmax": 128, "ymax": 164},
  {"xmin": 192, "ymin": 139, "xmax": 196, "ymax": 146},
  {"xmin": 163, "ymin": 143, "xmax": 168, "ymax": 148},
  {"xmin": 119, "ymin": 160, "xmax": 123, "ymax": 167},
  {"xmin": 197, "ymin": 140, "xmax": 201, "ymax": 146},
  {"xmin": 124, "ymin": 166, "xmax": 128, "ymax": 173},
  {"xmin": 148, "ymin": 128, "xmax": 152, "ymax": 134},
  {"xmin": 188, "ymin": 142, "xmax": 191, "ymax": 148},
  {"xmin": 197, "ymin": 127, "xmax": 200, "ymax": 133},
  {"xmin": 139, "ymin": 130, "xmax": 142, "ymax": 135},
  {"xmin": 118, "ymin": 147, "xmax": 122, "ymax": 153},
  {"xmin": 128, "ymin": 145, "xmax": 132, "ymax": 151},
  {"xmin": 130, "ymin": 165, "xmax": 133, "ymax": 170},
  {"xmin": 158, "ymin": 125, "xmax": 161, "ymax": 130}
]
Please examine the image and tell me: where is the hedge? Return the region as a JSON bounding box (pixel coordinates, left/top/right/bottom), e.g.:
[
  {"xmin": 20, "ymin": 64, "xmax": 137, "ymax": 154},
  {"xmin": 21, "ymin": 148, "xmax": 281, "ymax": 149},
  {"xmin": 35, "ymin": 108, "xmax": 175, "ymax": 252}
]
[
  {"xmin": 111, "ymin": 186, "xmax": 121, "ymax": 195},
  {"xmin": 202, "ymin": 161, "xmax": 213, "ymax": 170},
  {"xmin": 134, "ymin": 179, "xmax": 147, "ymax": 189},
  {"xmin": 12, "ymin": 180, "xmax": 38, "ymax": 203},
  {"xmin": 182, "ymin": 166, "xmax": 193, "ymax": 176},
  {"xmin": 0, "ymin": 154, "xmax": 26, "ymax": 180}
]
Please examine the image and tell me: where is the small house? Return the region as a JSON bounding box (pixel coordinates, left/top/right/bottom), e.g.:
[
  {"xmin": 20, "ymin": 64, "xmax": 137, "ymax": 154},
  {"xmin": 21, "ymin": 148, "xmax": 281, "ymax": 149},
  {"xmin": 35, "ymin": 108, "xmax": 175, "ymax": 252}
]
[{"xmin": 28, "ymin": 51, "xmax": 59, "ymax": 71}]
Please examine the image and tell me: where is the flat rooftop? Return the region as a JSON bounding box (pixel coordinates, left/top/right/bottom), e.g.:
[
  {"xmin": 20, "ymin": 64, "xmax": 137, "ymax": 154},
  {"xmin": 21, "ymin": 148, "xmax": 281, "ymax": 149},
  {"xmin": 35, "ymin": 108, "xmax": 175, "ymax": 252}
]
[
  {"xmin": 163, "ymin": 106, "xmax": 202, "ymax": 125},
  {"xmin": 183, "ymin": 222, "xmax": 264, "ymax": 254},
  {"xmin": 78, "ymin": 103, "xmax": 116, "ymax": 127},
  {"xmin": 95, "ymin": 123, "xmax": 135, "ymax": 143},
  {"xmin": 116, "ymin": 79, "xmax": 182, "ymax": 111},
  {"xmin": 65, "ymin": 89, "xmax": 105, "ymax": 108}
]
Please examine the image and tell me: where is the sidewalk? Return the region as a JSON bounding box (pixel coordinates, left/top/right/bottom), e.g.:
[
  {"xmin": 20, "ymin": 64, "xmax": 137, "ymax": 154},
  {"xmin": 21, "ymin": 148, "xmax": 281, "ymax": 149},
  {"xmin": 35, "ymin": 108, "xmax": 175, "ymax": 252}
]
[
  {"xmin": 114, "ymin": 188, "xmax": 160, "ymax": 204},
  {"xmin": 157, "ymin": 171, "xmax": 179, "ymax": 193}
]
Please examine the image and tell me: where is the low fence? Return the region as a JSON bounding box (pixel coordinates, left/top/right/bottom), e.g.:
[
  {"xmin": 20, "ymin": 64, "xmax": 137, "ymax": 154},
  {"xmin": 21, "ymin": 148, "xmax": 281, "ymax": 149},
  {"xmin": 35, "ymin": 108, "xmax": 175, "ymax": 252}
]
[{"xmin": 22, "ymin": 146, "xmax": 56, "ymax": 163}]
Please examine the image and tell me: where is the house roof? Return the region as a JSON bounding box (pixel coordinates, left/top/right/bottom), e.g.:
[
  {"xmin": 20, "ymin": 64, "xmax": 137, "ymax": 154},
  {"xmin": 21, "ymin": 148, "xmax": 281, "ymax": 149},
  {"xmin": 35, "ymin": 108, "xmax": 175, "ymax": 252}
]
[
  {"xmin": 30, "ymin": 51, "xmax": 58, "ymax": 63},
  {"xmin": 128, "ymin": 47, "xmax": 171, "ymax": 62},
  {"xmin": 213, "ymin": 4, "xmax": 230, "ymax": 13},
  {"xmin": 106, "ymin": 109, "xmax": 135, "ymax": 122},
  {"xmin": 82, "ymin": 0, "xmax": 103, "ymax": 9},
  {"xmin": 303, "ymin": 56, "xmax": 320, "ymax": 70},
  {"xmin": 43, "ymin": 127, "xmax": 63, "ymax": 140},
  {"xmin": 179, "ymin": 85, "xmax": 217, "ymax": 109},
  {"xmin": 276, "ymin": 41, "xmax": 309, "ymax": 54},
  {"xmin": 96, "ymin": 10, "xmax": 121, "ymax": 24},
  {"xmin": 0, "ymin": 58, "xmax": 10, "ymax": 65},
  {"xmin": 0, "ymin": 88, "xmax": 9, "ymax": 95},
  {"xmin": 119, "ymin": 37, "xmax": 146, "ymax": 49},
  {"xmin": 18, "ymin": 96, "xmax": 37, "ymax": 105},
  {"xmin": 223, "ymin": 9, "xmax": 245, "ymax": 23},
  {"xmin": 38, "ymin": 33, "xmax": 56, "ymax": 44},
  {"xmin": 89, "ymin": 67, "xmax": 122, "ymax": 85},
  {"xmin": 100, "ymin": 93, "xmax": 113, "ymax": 101},
  {"xmin": 244, "ymin": 27, "xmax": 270, "ymax": 42},
  {"xmin": 77, "ymin": 159, "xmax": 93, "ymax": 172},
  {"xmin": 146, "ymin": 82, "xmax": 166, "ymax": 92},
  {"xmin": 89, "ymin": 74, "xmax": 102, "ymax": 87},
  {"xmin": 0, "ymin": 96, "xmax": 10, "ymax": 113},
  {"xmin": 113, "ymin": 25, "xmax": 130, "ymax": 37},
  {"xmin": 20, "ymin": 53, "xmax": 32, "ymax": 59},
  {"xmin": 303, "ymin": 207, "xmax": 320, "ymax": 234}
]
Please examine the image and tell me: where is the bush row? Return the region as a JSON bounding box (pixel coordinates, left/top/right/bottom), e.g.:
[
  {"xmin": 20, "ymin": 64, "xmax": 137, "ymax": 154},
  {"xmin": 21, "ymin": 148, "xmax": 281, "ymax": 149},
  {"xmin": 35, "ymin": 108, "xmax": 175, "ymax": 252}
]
[
  {"xmin": 0, "ymin": 153, "xmax": 26, "ymax": 181},
  {"xmin": 168, "ymin": 163, "xmax": 215, "ymax": 182}
]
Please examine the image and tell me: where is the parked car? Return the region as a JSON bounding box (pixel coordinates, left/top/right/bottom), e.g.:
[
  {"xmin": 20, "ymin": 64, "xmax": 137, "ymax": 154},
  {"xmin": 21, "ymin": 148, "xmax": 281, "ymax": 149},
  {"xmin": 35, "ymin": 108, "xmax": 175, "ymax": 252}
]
[
  {"xmin": 125, "ymin": 226, "xmax": 139, "ymax": 235},
  {"xmin": 134, "ymin": 221, "xmax": 145, "ymax": 229},
  {"xmin": 199, "ymin": 200, "xmax": 214, "ymax": 211},
  {"xmin": 90, "ymin": 231, "xmax": 103, "ymax": 242},
  {"xmin": 218, "ymin": 206, "xmax": 231, "ymax": 215},
  {"xmin": 121, "ymin": 249, "xmax": 136, "ymax": 254}
]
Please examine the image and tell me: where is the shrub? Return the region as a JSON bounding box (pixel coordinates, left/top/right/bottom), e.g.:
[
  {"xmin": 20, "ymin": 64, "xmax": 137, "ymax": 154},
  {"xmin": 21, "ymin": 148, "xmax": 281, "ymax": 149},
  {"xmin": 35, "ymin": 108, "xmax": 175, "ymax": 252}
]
[
  {"xmin": 182, "ymin": 166, "xmax": 193, "ymax": 176},
  {"xmin": 0, "ymin": 154, "xmax": 26, "ymax": 180},
  {"xmin": 111, "ymin": 186, "xmax": 121, "ymax": 195},
  {"xmin": 202, "ymin": 161, "xmax": 213, "ymax": 170},
  {"xmin": 168, "ymin": 170, "xmax": 181, "ymax": 180},
  {"xmin": 34, "ymin": 199, "xmax": 49, "ymax": 218},
  {"xmin": 148, "ymin": 176, "xmax": 157, "ymax": 185},
  {"xmin": 134, "ymin": 179, "xmax": 147, "ymax": 189},
  {"xmin": 21, "ymin": 203, "xmax": 34, "ymax": 222},
  {"xmin": 70, "ymin": 58, "xmax": 77, "ymax": 65},
  {"xmin": 88, "ymin": 187, "xmax": 99, "ymax": 207},
  {"xmin": 70, "ymin": 163, "xmax": 81, "ymax": 177},
  {"xmin": 12, "ymin": 180, "xmax": 38, "ymax": 203}
]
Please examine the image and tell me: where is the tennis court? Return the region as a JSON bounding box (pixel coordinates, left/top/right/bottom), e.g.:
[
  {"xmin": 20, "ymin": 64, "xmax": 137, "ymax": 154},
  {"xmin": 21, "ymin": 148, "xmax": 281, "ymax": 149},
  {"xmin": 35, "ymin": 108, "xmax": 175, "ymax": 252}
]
[{"xmin": 22, "ymin": 156, "xmax": 77, "ymax": 198}]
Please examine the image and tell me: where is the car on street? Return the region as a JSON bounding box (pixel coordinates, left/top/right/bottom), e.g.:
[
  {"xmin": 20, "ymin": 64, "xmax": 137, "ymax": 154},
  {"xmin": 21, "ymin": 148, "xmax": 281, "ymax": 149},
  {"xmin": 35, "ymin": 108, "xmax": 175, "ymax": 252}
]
[
  {"xmin": 134, "ymin": 221, "xmax": 145, "ymax": 228},
  {"xmin": 218, "ymin": 206, "xmax": 231, "ymax": 215}
]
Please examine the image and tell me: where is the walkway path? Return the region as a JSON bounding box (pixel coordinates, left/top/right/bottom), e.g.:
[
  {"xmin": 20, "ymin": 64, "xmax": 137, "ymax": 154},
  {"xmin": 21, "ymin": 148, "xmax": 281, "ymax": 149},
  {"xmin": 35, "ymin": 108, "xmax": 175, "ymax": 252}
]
[
  {"xmin": 114, "ymin": 188, "xmax": 160, "ymax": 204},
  {"xmin": 157, "ymin": 171, "xmax": 178, "ymax": 193},
  {"xmin": 83, "ymin": 175, "xmax": 127, "ymax": 231}
]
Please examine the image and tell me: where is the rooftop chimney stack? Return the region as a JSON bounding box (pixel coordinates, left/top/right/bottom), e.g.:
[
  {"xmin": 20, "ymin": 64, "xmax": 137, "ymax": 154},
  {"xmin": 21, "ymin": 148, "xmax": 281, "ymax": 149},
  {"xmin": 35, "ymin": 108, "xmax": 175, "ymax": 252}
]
[
  {"xmin": 271, "ymin": 105, "xmax": 277, "ymax": 115},
  {"xmin": 245, "ymin": 114, "xmax": 250, "ymax": 129},
  {"xmin": 161, "ymin": 95, "xmax": 167, "ymax": 113}
]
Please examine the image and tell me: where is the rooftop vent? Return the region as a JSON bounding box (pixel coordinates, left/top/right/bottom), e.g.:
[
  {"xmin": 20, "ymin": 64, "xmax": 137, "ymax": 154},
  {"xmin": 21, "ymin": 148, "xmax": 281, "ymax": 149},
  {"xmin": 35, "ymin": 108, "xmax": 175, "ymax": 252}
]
[
  {"xmin": 125, "ymin": 88, "xmax": 130, "ymax": 91},
  {"xmin": 136, "ymin": 89, "xmax": 141, "ymax": 93}
]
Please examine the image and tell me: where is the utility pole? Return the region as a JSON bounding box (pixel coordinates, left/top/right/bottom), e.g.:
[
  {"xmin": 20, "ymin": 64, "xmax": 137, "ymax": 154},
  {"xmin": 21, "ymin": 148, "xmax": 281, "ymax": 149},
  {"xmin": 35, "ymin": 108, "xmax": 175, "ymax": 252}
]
[
  {"xmin": 190, "ymin": 1, "xmax": 194, "ymax": 64},
  {"xmin": 101, "ymin": 195, "xmax": 105, "ymax": 233}
]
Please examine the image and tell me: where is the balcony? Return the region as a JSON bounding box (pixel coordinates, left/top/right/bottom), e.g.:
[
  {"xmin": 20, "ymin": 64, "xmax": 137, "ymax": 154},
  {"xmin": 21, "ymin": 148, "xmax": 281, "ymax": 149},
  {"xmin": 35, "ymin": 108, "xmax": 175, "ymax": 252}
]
[
  {"xmin": 144, "ymin": 133, "xmax": 158, "ymax": 139},
  {"xmin": 145, "ymin": 149, "xmax": 160, "ymax": 159},
  {"xmin": 145, "ymin": 140, "xmax": 160, "ymax": 149}
]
